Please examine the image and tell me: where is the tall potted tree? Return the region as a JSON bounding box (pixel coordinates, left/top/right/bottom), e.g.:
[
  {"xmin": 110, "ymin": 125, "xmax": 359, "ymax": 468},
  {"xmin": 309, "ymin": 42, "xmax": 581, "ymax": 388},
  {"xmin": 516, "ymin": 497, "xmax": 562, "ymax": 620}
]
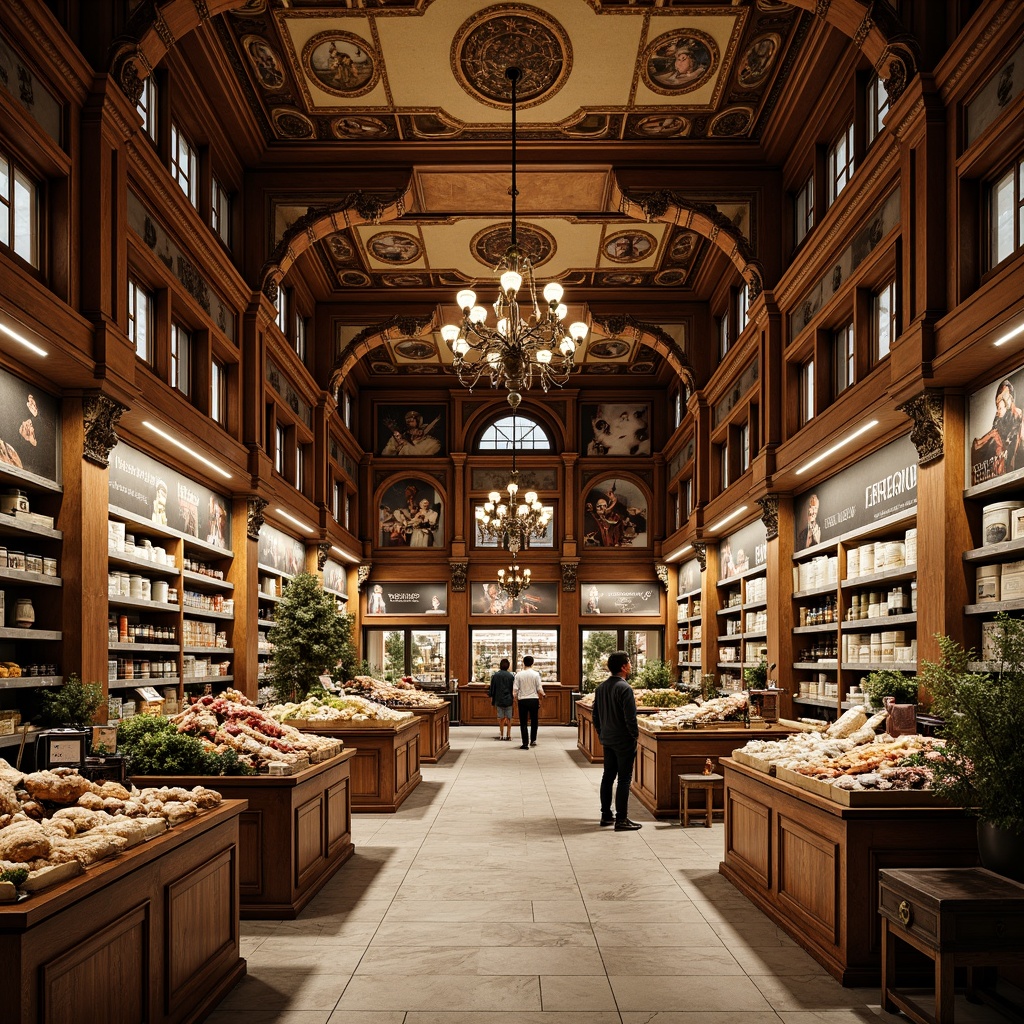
[
  {"xmin": 919, "ymin": 613, "xmax": 1024, "ymax": 881},
  {"xmin": 267, "ymin": 572, "xmax": 352, "ymax": 704}
]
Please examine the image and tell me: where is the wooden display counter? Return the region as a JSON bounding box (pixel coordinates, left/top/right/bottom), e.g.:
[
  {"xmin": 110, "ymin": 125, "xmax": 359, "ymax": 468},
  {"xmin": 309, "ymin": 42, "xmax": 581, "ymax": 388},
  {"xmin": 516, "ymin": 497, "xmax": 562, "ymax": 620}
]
[
  {"xmin": 632, "ymin": 723, "xmax": 797, "ymax": 818},
  {"xmin": 575, "ymin": 702, "xmax": 659, "ymax": 763},
  {"xmin": 0, "ymin": 800, "xmax": 246, "ymax": 1024},
  {"xmin": 134, "ymin": 750, "xmax": 356, "ymax": 919},
  {"xmin": 458, "ymin": 682, "xmax": 574, "ymax": 727},
  {"xmin": 719, "ymin": 758, "xmax": 980, "ymax": 986},
  {"xmin": 409, "ymin": 702, "xmax": 450, "ymax": 763},
  {"xmin": 290, "ymin": 717, "xmax": 421, "ymax": 813}
]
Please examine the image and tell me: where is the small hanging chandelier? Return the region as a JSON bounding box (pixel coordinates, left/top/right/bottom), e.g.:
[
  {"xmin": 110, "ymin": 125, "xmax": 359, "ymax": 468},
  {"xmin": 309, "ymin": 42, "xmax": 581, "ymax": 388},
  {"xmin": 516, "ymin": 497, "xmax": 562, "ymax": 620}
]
[
  {"xmin": 475, "ymin": 411, "xmax": 550, "ymax": 556},
  {"xmin": 497, "ymin": 563, "xmax": 532, "ymax": 601},
  {"xmin": 441, "ymin": 66, "xmax": 588, "ymax": 408}
]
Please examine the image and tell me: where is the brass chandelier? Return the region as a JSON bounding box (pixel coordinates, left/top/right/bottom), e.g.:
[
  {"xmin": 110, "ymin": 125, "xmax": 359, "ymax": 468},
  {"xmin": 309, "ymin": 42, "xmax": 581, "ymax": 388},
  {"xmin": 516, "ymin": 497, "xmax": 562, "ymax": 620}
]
[
  {"xmin": 441, "ymin": 66, "xmax": 588, "ymax": 408},
  {"xmin": 497, "ymin": 562, "xmax": 532, "ymax": 601},
  {"xmin": 474, "ymin": 412, "xmax": 550, "ymax": 557}
]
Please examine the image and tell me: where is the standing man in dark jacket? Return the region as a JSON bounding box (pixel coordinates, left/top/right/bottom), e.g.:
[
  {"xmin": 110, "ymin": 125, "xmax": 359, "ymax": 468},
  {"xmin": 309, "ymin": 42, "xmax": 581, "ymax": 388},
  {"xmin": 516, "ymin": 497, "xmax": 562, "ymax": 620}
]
[
  {"xmin": 592, "ymin": 651, "xmax": 642, "ymax": 830},
  {"xmin": 488, "ymin": 657, "xmax": 515, "ymax": 741}
]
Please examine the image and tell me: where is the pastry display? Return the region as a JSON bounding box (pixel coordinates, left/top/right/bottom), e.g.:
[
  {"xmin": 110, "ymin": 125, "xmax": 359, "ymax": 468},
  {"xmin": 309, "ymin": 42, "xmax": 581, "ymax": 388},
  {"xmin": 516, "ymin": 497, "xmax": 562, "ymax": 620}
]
[
  {"xmin": 0, "ymin": 759, "xmax": 225, "ymax": 898},
  {"xmin": 577, "ymin": 688, "xmax": 692, "ymax": 709},
  {"xmin": 638, "ymin": 693, "xmax": 750, "ymax": 730},
  {"xmin": 346, "ymin": 675, "xmax": 446, "ymax": 708}
]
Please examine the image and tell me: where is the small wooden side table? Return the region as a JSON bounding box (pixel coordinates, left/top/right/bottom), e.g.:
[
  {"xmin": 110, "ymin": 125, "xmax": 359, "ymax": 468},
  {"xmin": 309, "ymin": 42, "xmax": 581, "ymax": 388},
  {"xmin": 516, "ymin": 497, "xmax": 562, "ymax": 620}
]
[
  {"xmin": 678, "ymin": 773, "xmax": 723, "ymax": 827},
  {"xmin": 879, "ymin": 866, "xmax": 1024, "ymax": 1024}
]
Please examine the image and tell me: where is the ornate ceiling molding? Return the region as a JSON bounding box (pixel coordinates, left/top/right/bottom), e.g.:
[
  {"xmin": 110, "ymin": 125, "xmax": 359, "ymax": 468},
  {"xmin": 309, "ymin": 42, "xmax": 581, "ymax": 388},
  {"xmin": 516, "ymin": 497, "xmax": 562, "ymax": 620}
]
[
  {"xmin": 589, "ymin": 312, "xmax": 696, "ymax": 395},
  {"xmin": 613, "ymin": 182, "xmax": 767, "ymax": 302},
  {"xmin": 259, "ymin": 187, "xmax": 413, "ymax": 303}
]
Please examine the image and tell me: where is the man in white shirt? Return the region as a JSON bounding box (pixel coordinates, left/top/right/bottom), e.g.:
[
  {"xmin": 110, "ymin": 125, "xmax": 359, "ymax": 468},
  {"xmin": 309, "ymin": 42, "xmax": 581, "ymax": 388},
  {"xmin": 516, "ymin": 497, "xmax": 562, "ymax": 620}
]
[{"xmin": 513, "ymin": 655, "xmax": 545, "ymax": 749}]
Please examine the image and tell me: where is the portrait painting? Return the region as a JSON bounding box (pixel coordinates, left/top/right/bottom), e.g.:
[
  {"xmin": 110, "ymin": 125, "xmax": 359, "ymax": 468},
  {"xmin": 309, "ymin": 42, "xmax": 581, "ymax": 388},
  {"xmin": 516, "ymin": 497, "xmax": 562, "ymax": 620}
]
[
  {"xmin": 368, "ymin": 232, "xmax": 421, "ymax": 264},
  {"xmin": 242, "ymin": 35, "xmax": 285, "ymax": 90},
  {"xmin": 634, "ymin": 114, "xmax": 690, "ymax": 138},
  {"xmin": 0, "ymin": 366, "xmax": 60, "ymax": 482},
  {"xmin": 738, "ymin": 34, "xmax": 781, "ymax": 89},
  {"xmin": 474, "ymin": 582, "xmax": 558, "ymax": 616},
  {"xmin": 272, "ymin": 109, "xmax": 314, "ymax": 139},
  {"xmin": 603, "ymin": 230, "xmax": 656, "ymax": 264},
  {"xmin": 326, "ymin": 234, "xmax": 354, "ymax": 263},
  {"xmin": 587, "ymin": 338, "xmax": 630, "ymax": 360},
  {"xmin": 376, "ymin": 404, "xmax": 446, "ymax": 457},
  {"xmin": 582, "ymin": 403, "xmax": 651, "ymax": 457},
  {"xmin": 332, "ymin": 115, "xmax": 390, "ymax": 139},
  {"xmin": 669, "ymin": 230, "xmax": 699, "ymax": 263},
  {"xmin": 258, "ymin": 523, "xmax": 305, "ymax": 576},
  {"xmin": 969, "ymin": 368, "xmax": 1024, "ymax": 486},
  {"xmin": 644, "ymin": 30, "xmax": 717, "ymax": 95},
  {"xmin": 303, "ymin": 32, "xmax": 377, "ymax": 97},
  {"xmin": 583, "ymin": 478, "xmax": 649, "ymax": 548},
  {"xmin": 378, "ymin": 479, "xmax": 444, "ymax": 549},
  {"xmin": 394, "ymin": 338, "xmax": 436, "ymax": 361}
]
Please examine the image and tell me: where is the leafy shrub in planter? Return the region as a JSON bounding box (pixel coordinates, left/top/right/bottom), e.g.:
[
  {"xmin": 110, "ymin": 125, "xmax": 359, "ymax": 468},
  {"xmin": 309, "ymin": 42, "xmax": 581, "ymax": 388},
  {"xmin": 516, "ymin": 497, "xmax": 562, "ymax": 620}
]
[
  {"xmin": 40, "ymin": 674, "xmax": 105, "ymax": 728},
  {"xmin": 861, "ymin": 669, "xmax": 918, "ymax": 708},
  {"xmin": 631, "ymin": 660, "xmax": 674, "ymax": 690},
  {"xmin": 117, "ymin": 716, "xmax": 254, "ymax": 776}
]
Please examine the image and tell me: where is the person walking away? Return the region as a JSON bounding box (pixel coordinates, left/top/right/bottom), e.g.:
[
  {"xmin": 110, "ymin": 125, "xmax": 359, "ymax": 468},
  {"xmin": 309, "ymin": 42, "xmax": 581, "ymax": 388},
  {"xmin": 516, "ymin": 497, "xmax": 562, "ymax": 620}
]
[
  {"xmin": 513, "ymin": 655, "xmax": 544, "ymax": 749},
  {"xmin": 592, "ymin": 651, "xmax": 642, "ymax": 830},
  {"xmin": 488, "ymin": 658, "xmax": 515, "ymax": 741}
]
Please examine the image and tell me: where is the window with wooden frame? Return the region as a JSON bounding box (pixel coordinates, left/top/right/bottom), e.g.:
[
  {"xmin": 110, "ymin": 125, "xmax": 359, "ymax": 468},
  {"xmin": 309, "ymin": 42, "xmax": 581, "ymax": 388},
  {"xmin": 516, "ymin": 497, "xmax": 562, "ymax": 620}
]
[
  {"xmin": 170, "ymin": 123, "xmax": 198, "ymax": 208},
  {"xmin": 718, "ymin": 310, "xmax": 731, "ymax": 359},
  {"xmin": 827, "ymin": 122, "xmax": 855, "ymax": 207},
  {"xmin": 275, "ymin": 424, "xmax": 286, "ymax": 475},
  {"xmin": 275, "ymin": 287, "xmax": 289, "ymax": 336},
  {"xmin": 866, "ymin": 76, "xmax": 889, "ymax": 147},
  {"xmin": 795, "ymin": 174, "xmax": 814, "ymax": 245},
  {"xmin": 832, "ymin": 321, "xmax": 855, "ymax": 397},
  {"xmin": 736, "ymin": 421, "xmax": 751, "ymax": 474},
  {"xmin": 333, "ymin": 480, "xmax": 343, "ymax": 522},
  {"xmin": 137, "ymin": 75, "xmax": 158, "ymax": 142},
  {"xmin": 294, "ymin": 312, "xmax": 307, "ymax": 363},
  {"xmin": 872, "ymin": 280, "xmax": 896, "ymax": 363},
  {"xmin": 717, "ymin": 441, "xmax": 729, "ymax": 491},
  {"xmin": 170, "ymin": 322, "xmax": 191, "ymax": 397},
  {"xmin": 211, "ymin": 357, "xmax": 226, "ymax": 425},
  {"xmin": 0, "ymin": 151, "xmax": 39, "ymax": 269},
  {"xmin": 799, "ymin": 357, "xmax": 815, "ymax": 425},
  {"xmin": 211, "ymin": 176, "xmax": 231, "ymax": 247},
  {"xmin": 988, "ymin": 152, "xmax": 1024, "ymax": 270},
  {"xmin": 128, "ymin": 277, "xmax": 154, "ymax": 365}
]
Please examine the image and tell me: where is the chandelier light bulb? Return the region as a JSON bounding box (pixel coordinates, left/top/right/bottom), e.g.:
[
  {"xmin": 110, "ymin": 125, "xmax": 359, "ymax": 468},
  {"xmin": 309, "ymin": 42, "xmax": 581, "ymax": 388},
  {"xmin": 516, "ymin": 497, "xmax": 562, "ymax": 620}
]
[
  {"xmin": 496, "ymin": 503, "xmax": 508, "ymax": 517},
  {"xmin": 488, "ymin": 491, "xmax": 501, "ymax": 504},
  {"xmin": 497, "ymin": 318, "xmax": 509, "ymax": 337},
  {"xmin": 486, "ymin": 350, "xmax": 500, "ymax": 365},
  {"xmin": 457, "ymin": 289, "xmax": 477, "ymax": 310},
  {"xmin": 470, "ymin": 305, "xmax": 488, "ymax": 324},
  {"xmin": 555, "ymin": 303, "xmax": 568, "ymax": 321},
  {"xmin": 454, "ymin": 337, "xmax": 470, "ymax": 356},
  {"xmin": 507, "ymin": 479, "xmax": 519, "ymax": 497},
  {"xmin": 441, "ymin": 324, "xmax": 459, "ymax": 343},
  {"xmin": 525, "ymin": 490, "xmax": 538, "ymax": 504},
  {"xmin": 542, "ymin": 281, "xmax": 563, "ymax": 303},
  {"xmin": 560, "ymin": 337, "xmax": 575, "ymax": 355},
  {"xmin": 569, "ymin": 321, "xmax": 589, "ymax": 340},
  {"xmin": 500, "ymin": 270, "xmax": 523, "ymax": 295},
  {"xmin": 536, "ymin": 348, "xmax": 552, "ymax": 363}
]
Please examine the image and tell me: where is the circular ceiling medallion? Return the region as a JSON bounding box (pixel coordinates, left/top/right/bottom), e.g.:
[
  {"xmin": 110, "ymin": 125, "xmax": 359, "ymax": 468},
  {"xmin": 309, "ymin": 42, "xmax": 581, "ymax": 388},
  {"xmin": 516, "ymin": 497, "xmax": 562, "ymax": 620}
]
[
  {"xmin": 302, "ymin": 31, "xmax": 379, "ymax": 99},
  {"xmin": 332, "ymin": 115, "xmax": 390, "ymax": 140},
  {"xmin": 371, "ymin": 361, "xmax": 396, "ymax": 375},
  {"xmin": 588, "ymin": 339, "xmax": 630, "ymax": 359},
  {"xmin": 452, "ymin": 4, "xmax": 572, "ymax": 110},
  {"xmin": 383, "ymin": 274, "xmax": 427, "ymax": 287},
  {"xmin": 338, "ymin": 270, "xmax": 371, "ymax": 287},
  {"xmin": 394, "ymin": 339, "xmax": 436, "ymax": 360},
  {"xmin": 709, "ymin": 107, "xmax": 754, "ymax": 137},
  {"xmin": 272, "ymin": 109, "xmax": 315, "ymax": 139},
  {"xmin": 470, "ymin": 222, "xmax": 555, "ymax": 268},
  {"xmin": 738, "ymin": 34, "xmax": 781, "ymax": 89},
  {"xmin": 655, "ymin": 269, "xmax": 688, "ymax": 287},
  {"xmin": 242, "ymin": 35, "xmax": 285, "ymax": 90},
  {"xmin": 587, "ymin": 365, "xmax": 618, "ymax": 374},
  {"xmin": 367, "ymin": 232, "xmax": 421, "ymax": 264},
  {"xmin": 327, "ymin": 234, "xmax": 354, "ymax": 262},
  {"xmin": 603, "ymin": 230, "xmax": 657, "ymax": 264},
  {"xmin": 632, "ymin": 114, "xmax": 691, "ymax": 138},
  {"xmin": 669, "ymin": 230, "xmax": 699, "ymax": 263},
  {"xmin": 629, "ymin": 362, "xmax": 656, "ymax": 375},
  {"xmin": 601, "ymin": 272, "xmax": 644, "ymax": 286},
  {"xmin": 643, "ymin": 28, "xmax": 718, "ymax": 96}
]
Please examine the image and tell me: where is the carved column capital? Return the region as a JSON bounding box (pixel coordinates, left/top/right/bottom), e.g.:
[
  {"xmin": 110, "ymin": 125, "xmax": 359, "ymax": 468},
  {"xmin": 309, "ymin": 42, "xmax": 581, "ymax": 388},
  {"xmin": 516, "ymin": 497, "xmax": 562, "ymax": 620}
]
[
  {"xmin": 756, "ymin": 494, "xmax": 780, "ymax": 541},
  {"xmin": 450, "ymin": 561, "xmax": 468, "ymax": 592},
  {"xmin": 83, "ymin": 394, "xmax": 126, "ymax": 467},
  {"xmin": 357, "ymin": 564, "xmax": 373, "ymax": 592},
  {"xmin": 899, "ymin": 389, "xmax": 944, "ymax": 465},
  {"xmin": 693, "ymin": 542, "xmax": 707, "ymax": 574},
  {"xmin": 655, "ymin": 563, "xmax": 669, "ymax": 590},
  {"xmin": 560, "ymin": 561, "xmax": 580, "ymax": 592},
  {"xmin": 246, "ymin": 497, "xmax": 268, "ymax": 541},
  {"xmin": 317, "ymin": 543, "xmax": 331, "ymax": 570}
]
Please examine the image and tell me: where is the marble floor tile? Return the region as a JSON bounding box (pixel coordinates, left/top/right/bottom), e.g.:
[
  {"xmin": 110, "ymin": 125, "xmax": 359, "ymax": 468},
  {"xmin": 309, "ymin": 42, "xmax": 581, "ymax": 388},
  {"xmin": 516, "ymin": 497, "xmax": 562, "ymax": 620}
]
[{"xmin": 208, "ymin": 727, "xmax": 1012, "ymax": 1023}]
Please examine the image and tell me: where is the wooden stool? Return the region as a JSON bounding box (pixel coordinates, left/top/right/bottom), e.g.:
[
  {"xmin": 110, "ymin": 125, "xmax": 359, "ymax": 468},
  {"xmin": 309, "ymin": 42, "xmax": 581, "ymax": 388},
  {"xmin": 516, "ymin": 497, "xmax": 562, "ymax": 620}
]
[
  {"xmin": 879, "ymin": 867, "xmax": 1024, "ymax": 1024},
  {"xmin": 678, "ymin": 773, "xmax": 723, "ymax": 827}
]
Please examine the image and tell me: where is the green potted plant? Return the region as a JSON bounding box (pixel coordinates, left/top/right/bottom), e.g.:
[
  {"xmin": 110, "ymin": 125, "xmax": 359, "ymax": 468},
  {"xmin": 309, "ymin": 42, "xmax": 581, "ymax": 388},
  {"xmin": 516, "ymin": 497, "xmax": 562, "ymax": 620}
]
[
  {"xmin": 39, "ymin": 674, "xmax": 105, "ymax": 729},
  {"xmin": 267, "ymin": 572, "xmax": 352, "ymax": 703},
  {"xmin": 743, "ymin": 657, "xmax": 768, "ymax": 690},
  {"xmin": 631, "ymin": 659, "xmax": 674, "ymax": 691},
  {"xmin": 918, "ymin": 612, "xmax": 1024, "ymax": 881},
  {"xmin": 860, "ymin": 669, "xmax": 918, "ymax": 709}
]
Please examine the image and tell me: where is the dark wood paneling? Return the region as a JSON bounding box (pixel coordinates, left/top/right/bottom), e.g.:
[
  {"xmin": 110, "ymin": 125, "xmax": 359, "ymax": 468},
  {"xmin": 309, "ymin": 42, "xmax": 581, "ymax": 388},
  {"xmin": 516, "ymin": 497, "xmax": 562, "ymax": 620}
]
[
  {"xmin": 295, "ymin": 794, "xmax": 325, "ymax": 889},
  {"xmin": 237, "ymin": 811, "xmax": 263, "ymax": 895}
]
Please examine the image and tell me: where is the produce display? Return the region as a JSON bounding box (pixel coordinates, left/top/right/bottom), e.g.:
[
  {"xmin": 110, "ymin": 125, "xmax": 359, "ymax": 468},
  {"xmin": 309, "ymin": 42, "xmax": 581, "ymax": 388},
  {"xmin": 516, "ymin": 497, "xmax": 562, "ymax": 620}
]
[
  {"xmin": 267, "ymin": 691, "xmax": 415, "ymax": 724},
  {"xmin": 733, "ymin": 706, "xmax": 946, "ymax": 792},
  {"xmin": 0, "ymin": 758, "xmax": 222, "ymax": 897},
  {"xmin": 638, "ymin": 693, "xmax": 750, "ymax": 730},
  {"xmin": 347, "ymin": 675, "xmax": 446, "ymax": 709},
  {"xmin": 119, "ymin": 690, "xmax": 343, "ymax": 776},
  {"xmin": 577, "ymin": 688, "xmax": 692, "ymax": 709}
]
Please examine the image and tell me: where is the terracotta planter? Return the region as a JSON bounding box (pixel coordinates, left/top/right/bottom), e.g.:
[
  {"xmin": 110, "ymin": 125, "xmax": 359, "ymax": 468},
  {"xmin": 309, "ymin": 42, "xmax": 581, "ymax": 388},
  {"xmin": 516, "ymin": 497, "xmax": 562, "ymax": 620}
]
[{"xmin": 978, "ymin": 820, "xmax": 1024, "ymax": 882}]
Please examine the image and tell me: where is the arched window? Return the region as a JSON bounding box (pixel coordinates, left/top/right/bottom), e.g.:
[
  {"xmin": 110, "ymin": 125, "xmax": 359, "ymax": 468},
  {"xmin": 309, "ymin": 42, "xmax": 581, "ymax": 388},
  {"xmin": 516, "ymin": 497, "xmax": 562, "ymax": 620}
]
[{"xmin": 477, "ymin": 414, "xmax": 552, "ymax": 451}]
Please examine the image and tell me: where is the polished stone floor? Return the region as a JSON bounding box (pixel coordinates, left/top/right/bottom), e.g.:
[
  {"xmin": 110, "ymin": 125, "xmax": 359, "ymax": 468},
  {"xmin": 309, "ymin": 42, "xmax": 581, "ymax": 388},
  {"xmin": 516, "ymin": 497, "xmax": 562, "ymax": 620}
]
[{"xmin": 208, "ymin": 726, "xmax": 1013, "ymax": 1024}]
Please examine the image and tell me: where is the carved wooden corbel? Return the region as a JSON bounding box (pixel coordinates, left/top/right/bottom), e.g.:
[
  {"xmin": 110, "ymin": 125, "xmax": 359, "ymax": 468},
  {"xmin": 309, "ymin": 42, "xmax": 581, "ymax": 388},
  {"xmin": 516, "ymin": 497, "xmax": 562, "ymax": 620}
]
[
  {"xmin": 450, "ymin": 561, "xmax": 469, "ymax": 592},
  {"xmin": 317, "ymin": 543, "xmax": 331, "ymax": 570},
  {"xmin": 756, "ymin": 494, "xmax": 780, "ymax": 541},
  {"xmin": 693, "ymin": 542, "xmax": 707, "ymax": 574},
  {"xmin": 560, "ymin": 561, "xmax": 580, "ymax": 592},
  {"xmin": 357, "ymin": 564, "xmax": 373, "ymax": 592},
  {"xmin": 247, "ymin": 497, "xmax": 268, "ymax": 541},
  {"xmin": 898, "ymin": 390, "xmax": 944, "ymax": 465},
  {"xmin": 83, "ymin": 394, "xmax": 126, "ymax": 467},
  {"xmin": 655, "ymin": 563, "xmax": 669, "ymax": 590}
]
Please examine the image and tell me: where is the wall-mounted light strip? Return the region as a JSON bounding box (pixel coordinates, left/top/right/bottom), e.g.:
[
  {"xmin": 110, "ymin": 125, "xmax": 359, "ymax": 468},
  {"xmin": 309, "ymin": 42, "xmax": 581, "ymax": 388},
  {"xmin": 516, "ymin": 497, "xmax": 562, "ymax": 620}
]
[
  {"xmin": 143, "ymin": 420, "xmax": 232, "ymax": 479},
  {"xmin": 276, "ymin": 508, "xmax": 314, "ymax": 534},
  {"xmin": 795, "ymin": 419, "xmax": 879, "ymax": 476},
  {"xmin": 994, "ymin": 320, "xmax": 1024, "ymax": 347},
  {"xmin": 0, "ymin": 321, "xmax": 47, "ymax": 357},
  {"xmin": 708, "ymin": 505, "xmax": 748, "ymax": 534},
  {"xmin": 667, "ymin": 544, "xmax": 693, "ymax": 561},
  {"xmin": 331, "ymin": 544, "xmax": 360, "ymax": 564}
]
